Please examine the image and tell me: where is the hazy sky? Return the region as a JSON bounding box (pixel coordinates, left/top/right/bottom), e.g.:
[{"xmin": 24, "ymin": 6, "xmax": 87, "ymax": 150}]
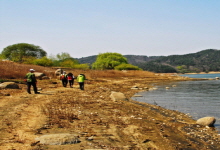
[{"xmin": 1, "ymin": 0, "xmax": 220, "ymax": 58}]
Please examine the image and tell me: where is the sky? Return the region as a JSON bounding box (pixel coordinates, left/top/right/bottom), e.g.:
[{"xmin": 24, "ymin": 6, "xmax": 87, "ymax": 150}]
[{"xmin": 0, "ymin": 0, "xmax": 220, "ymax": 58}]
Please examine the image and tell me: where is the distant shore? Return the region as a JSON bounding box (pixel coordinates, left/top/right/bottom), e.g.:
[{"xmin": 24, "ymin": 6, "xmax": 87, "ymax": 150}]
[{"xmin": 181, "ymin": 71, "xmax": 220, "ymax": 75}]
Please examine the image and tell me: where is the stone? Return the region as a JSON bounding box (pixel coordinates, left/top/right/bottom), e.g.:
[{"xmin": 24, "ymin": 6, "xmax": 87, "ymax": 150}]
[
  {"xmin": 196, "ymin": 117, "xmax": 216, "ymax": 127},
  {"xmin": 55, "ymin": 69, "xmax": 63, "ymax": 76},
  {"xmin": 35, "ymin": 133, "xmax": 80, "ymax": 145},
  {"xmin": 34, "ymin": 72, "xmax": 45, "ymax": 80},
  {"xmin": 132, "ymin": 86, "xmax": 138, "ymax": 88},
  {"xmin": 133, "ymin": 95, "xmax": 143, "ymax": 97},
  {"xmin": 42, "ymin": 76, "xmax": 50, "ymax": 80},
  {"xmin": 110, "ymin": 91, "xmax": 128, "ymax": 101},
  {"xmin": 0, "ymin": 82, "xmax": 19, "ymax": 89}
]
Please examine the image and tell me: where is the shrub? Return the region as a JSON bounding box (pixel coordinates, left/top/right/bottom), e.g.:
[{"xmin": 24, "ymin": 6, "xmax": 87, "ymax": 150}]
[
  {"xmin": 114, "ymin": 64, "xmax": 142, "ymax": 70},
  {"xmin": 33, "ymin": 57, "xmax": 53, "ymax": 67}
]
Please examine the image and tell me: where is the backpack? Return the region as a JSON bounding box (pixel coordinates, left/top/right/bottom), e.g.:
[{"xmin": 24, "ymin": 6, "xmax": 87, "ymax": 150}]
[
  {"xmin": 67, "ymin": 75, "xmax": 73, "ymax": 80},
  {"xmin": 60, "ymin": 74, "xmax": 66, "ymax": 80}
]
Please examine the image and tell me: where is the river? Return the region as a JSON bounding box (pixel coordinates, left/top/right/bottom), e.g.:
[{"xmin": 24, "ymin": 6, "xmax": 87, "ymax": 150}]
[{"xmin": 133, "ymin": 73, "xmax": 220, "ymax": 132}]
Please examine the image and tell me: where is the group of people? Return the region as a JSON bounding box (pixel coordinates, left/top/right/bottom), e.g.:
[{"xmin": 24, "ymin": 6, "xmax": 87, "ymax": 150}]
[
  {"xmin": 59, "ymin": 71, "xmax": 86, "ymax": 90},
  {"xmin": 25, "ymin": 69, "xmax": 87, "ymax": 94}
]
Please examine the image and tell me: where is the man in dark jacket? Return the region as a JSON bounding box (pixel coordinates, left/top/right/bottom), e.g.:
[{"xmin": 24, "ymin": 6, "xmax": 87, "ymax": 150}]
[{"xmin": 25, "ymin": 69, "xmax": 40, "ymax": 94}]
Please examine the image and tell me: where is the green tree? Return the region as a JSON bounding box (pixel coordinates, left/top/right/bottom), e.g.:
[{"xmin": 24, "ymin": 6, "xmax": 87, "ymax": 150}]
[
  {"xmin": 33, "ymin": 56, "xmax": 53, "ymax": 67},
  {"xmin": 114, "ymin": 64, "xmax": 142, "ymax": 70},
  {"xmin": 1, "ymin": 43, "xmax": 47, "ymax": 62},
  {"xmin": 74, "ymin": 64, "xmax": 90, "ymax": 70},
  {"xmin": 56, "ymin": 52, "xmax": 72, "ymax": 61},
  {"xmin": 92, "ymin": 52, "xmax": 128, "ymax": 70}
]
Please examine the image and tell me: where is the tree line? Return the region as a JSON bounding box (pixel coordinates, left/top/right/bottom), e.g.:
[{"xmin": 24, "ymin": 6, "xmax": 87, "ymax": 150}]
[
  {"xmin": 0, "ymin": 43, "xmax": 141, "ymax": 71},
  {"xmin": 2, "ymin": 43, "xmax": 219, "ymax": 73}
]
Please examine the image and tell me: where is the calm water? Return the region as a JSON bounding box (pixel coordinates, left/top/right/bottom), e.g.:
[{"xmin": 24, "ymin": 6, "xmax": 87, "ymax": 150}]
[{"xmin": 133, "ymin": 73, "xmax": 220, "ymax": 131}]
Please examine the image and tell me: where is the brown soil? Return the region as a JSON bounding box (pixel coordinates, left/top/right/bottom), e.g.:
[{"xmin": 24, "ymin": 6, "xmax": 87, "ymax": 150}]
[{"xmin": 0, "ymin": 74, "xmax": 220, "ymax": 150}]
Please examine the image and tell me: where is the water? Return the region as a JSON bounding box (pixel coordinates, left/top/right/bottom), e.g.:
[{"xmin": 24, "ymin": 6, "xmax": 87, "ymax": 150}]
[{"xmin": 133, "ymin": 73, "xmax": 220, "ymax": 132}]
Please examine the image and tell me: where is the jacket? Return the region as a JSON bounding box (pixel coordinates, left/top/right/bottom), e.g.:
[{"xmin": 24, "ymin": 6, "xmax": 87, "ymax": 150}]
[
  {"xmin": 77, "ymin": 74, "xmax": 85, "ymax": 82},
  {"xmin": 25, "ymin": 72, "xmax": 37, "ymax": 82}
]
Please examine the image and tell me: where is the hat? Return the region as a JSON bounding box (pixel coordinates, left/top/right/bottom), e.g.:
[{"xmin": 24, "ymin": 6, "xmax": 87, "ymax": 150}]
[{"xmin": 30, "ymin": 69, "xmax": 35, "ymax": 72}]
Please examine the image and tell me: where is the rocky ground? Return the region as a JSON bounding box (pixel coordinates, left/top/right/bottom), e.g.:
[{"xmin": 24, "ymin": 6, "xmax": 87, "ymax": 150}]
[{"xmin": 0, "ymin": 73, "xmax": 220, "ymax": 150}]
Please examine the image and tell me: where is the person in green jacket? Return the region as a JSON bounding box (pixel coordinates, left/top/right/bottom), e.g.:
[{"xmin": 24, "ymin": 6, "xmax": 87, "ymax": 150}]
[
  {"xmin": 77, "ymin": 74, "xmax": 86, "ymax": 90},
  {"xmin": 25, "ymin": 69, "xmax": 40, "ymax": 94}
]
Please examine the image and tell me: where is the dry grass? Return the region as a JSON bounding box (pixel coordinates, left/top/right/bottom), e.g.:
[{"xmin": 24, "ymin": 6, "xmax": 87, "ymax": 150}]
[
  {"xmin": 0, "ymin": 61, "xmax": 55, "ymax": 79},
  {"xmin": 0, "ymin": 60, "xmax": 157, "ymax": 80}
]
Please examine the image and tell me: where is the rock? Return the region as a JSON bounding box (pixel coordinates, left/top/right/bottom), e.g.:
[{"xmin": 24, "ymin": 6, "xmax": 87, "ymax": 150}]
[
  {"xmin": 132, "ymin": 86, "xmax": 138, "ymax": 88},
  {"xmin": 42, "ymin": 76, "xmax": 50, "ymax": 80},
  {"xmin": 131, "ymin": 87, "xmax": 139, "ymax": 90},
  {"xmin": 55, "ymin": 69, "xmax": 63, "ymax": 76},
  {"xmin": 35, "ymin": 133, "xmax": 80, "ymax": 145},
  {"xmin": 110, "ymin": 91, "xmax": 128, "ymax": 101},
  {"xmin": 196, "ymin": 117, "xmax": 216, "ymax": 127},
  {"xmin": 215, "ymin": 77, "xmax": 219, "ymax": 80},
  {"xmin": 34, "ymin": 72, "xmax": 45, "ymax": 80},
  {"xmin": 0, "ymin": 82, "xmax": 19, "ymax": 89},
  {"xmin": 38, "ymin": 88, "xmax": 42, "ymax": 91},
  {"xmin": 133, "ymin": 95, "xmax": 143, "ymax": 97}
]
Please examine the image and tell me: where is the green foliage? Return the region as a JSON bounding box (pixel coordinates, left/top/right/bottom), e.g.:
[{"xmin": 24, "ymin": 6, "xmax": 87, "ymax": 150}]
[
  {"xmin": 1, "ymin": 43, "xmax": 47, "ymax": 62},
  {"xmin": 92, "ymin": 52, "xmax": 128, "ymax": 70},
  {"xmin": 137, "ymin": 62, "xmax": 177, "ymax": 73},
  {"xmin": 59, "ymin": 59, "xmax": 75, "ymax": 68},
  {"xmin": 56, "ymin": 52, "xmax": 72, "ymax": 61},
  {"xmin": 0, "ymin": 54, "xmax": 4, "ymax": 60},
  {"xmin": 114, "ymin": 64, "xmax": 142, "ymax": 70},
  {"xmin": 73, "ymin": 64, "xmax": 90, "ymax": 70},
  {"xmin": 33, "ymin": 56, "xmax": 53, "ymax": 67},
  {"xmin": 22, "ymin": 56, "xmax": 37, "ymax": 64}
]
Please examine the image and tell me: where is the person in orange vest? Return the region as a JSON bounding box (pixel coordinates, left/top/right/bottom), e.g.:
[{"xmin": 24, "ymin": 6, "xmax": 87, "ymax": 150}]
[{"xmin": 60, "ymin": 71, "xmax": 68, "ymax": 87}]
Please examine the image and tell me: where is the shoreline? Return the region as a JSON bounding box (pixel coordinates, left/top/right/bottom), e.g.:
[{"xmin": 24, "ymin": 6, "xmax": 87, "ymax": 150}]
[
  {"xmin": 0, "ymin": 73, "xmax": 220, "ymax": 149},
  {"xmin": 180, "ymin": 71, "xmax": 220, "ymax": 75}
]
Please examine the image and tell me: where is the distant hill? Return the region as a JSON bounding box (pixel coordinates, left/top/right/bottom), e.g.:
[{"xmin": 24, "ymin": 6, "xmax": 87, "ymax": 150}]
[
  {"xmin": 142, "ymin": 49, "xmax": 220, "ymax": 73},
  {"xmin": 76, "ymin": 55, "xmax": 161, "ymax": 65},
  {"xmin": 75, "ymin": 55, "xmax": 97, "ymax": 65},
  {"xmin": 75, "ymin": 49, "xmax": 220, "ymax": 73}
]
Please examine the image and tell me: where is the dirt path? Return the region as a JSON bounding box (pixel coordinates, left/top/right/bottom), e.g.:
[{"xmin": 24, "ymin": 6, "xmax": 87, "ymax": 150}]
[{"xmin": 0, "ymin": 77, "xmax": 220, "ymax": 150}]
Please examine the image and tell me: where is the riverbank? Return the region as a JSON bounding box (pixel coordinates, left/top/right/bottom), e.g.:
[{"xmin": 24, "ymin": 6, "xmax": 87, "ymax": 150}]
[
  {"xmin": 181, "ymin": 71, "xmax": 220, "ymax": 74},
  {"xmin": 0, "ymin": 73, "xmax": 220, "ymax": 150}
]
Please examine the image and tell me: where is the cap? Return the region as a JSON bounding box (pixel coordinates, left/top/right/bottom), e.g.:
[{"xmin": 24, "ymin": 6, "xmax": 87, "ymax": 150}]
[{"xmin": 30, "ymin": 69, "xmax": 35, "ymax": 72}]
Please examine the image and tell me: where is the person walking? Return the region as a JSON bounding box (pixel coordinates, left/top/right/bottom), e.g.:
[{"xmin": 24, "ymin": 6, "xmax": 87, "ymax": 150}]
[
  {"xmin": 77, "ymin": 73, "xmax": 86, "ymax": 90},
  {"xmin": 60, "ymin": 71, "xmax": 68, "ymax": 87},
  {"xmin": 25, "ymin": 69, "xmax": 40, "ymax": 94},
  {"xmin": 67, "ymin": 72, "xmax": 75, "ymax": 88}
]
